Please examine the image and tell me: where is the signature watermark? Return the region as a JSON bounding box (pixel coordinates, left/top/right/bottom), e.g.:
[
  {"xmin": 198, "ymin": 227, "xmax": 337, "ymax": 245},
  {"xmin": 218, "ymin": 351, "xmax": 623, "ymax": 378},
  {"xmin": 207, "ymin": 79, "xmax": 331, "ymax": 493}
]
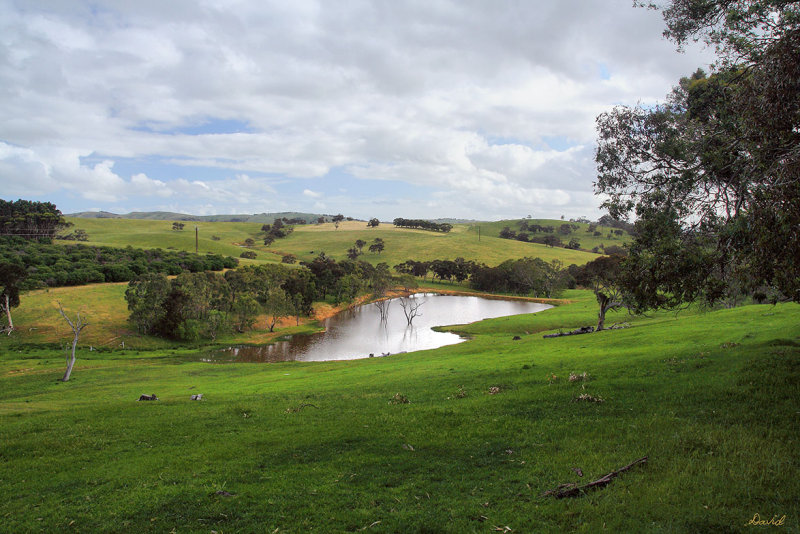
[{"xmin": 745, "ymin": 513, "xmax": 786, "ymax": 527}]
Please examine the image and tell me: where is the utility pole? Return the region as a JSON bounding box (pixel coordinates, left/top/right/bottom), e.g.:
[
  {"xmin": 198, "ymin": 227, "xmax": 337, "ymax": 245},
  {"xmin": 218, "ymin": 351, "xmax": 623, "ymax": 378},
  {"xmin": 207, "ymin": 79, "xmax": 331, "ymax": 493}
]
[
  {"xmin": 478, "ymin": 226, "xmax": 481, "ymax": 242},
  {"xmin": 195, "ymin": 226, "xmax": 198, "ymax": 254}
]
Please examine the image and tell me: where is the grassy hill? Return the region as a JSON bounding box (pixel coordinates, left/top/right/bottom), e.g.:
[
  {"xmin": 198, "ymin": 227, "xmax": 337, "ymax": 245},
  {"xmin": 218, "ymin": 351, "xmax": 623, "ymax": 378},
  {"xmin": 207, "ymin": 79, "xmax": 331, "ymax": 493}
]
[
  {"xmin": 63, "ymin": 217, "xmax": 280, "ymax": 264},
  {"xmin": 477, "ymin": 218, "xmax": 632, "ymax": 253},
  {"xmin": 1, "ymin": 293, "xmax": 797, "ymax": 531},
  {"xmin": 63, "ymin": 217, "xmax": 601, "ymax": 268}
]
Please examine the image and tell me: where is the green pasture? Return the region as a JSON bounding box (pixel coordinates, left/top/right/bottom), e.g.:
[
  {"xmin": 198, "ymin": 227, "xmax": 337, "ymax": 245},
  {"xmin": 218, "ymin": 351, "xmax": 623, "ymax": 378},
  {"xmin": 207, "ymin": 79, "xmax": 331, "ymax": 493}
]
[
  {"xmin": 1, "ymin": 290, "xmax": 797, "ymax": 532},
  {"xmin": 64, "ymin": 217, "xmax": 600, "ymax": 268},
  {"xmin": 64, "ymin": 217, "xmax": 281, "ymax": 264},
  {"xmin": 477, "ymin": 218, "xmax": 631, "ymax": 252},
  {"xmin": 269, "ymin": 221, "xmax": 598, "ymax": 266}
]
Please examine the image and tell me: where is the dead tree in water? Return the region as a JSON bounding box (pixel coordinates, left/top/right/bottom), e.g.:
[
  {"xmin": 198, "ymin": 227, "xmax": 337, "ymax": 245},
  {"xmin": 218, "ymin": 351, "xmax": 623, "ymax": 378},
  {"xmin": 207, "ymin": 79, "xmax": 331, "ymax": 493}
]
[
  {"xmin": 399, "ymin": 296, "xmax": 424, "ymax": 326},
  {"xmin": 374, "ymin": 298, "xmax": 391, "ymax": 322},
  {"xmin": 58, "ymin": 302, "xmax": 89, "ymax": 382}
]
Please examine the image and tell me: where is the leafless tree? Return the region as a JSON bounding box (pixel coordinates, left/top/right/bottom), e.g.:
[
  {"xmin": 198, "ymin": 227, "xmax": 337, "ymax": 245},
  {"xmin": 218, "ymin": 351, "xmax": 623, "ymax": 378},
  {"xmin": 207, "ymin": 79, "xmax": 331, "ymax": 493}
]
[
  {"xmin": 57, "ymin": 302, "xmax": 89, "ymax": 382},
  {"xmin": 374, "ymin": 298, "xmax": 391, "ymax": 322},
  {"xmin": 398, "ymin": 296, "xmax": 424, "ymax": 326}
]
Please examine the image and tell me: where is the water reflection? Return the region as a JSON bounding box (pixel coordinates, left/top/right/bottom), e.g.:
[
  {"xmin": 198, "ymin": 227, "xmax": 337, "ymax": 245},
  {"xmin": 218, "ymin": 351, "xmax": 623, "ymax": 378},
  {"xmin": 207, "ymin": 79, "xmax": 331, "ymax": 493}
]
[{"xmin": 203, "ymin": 293, "xmax": 551, "ymax": 363}]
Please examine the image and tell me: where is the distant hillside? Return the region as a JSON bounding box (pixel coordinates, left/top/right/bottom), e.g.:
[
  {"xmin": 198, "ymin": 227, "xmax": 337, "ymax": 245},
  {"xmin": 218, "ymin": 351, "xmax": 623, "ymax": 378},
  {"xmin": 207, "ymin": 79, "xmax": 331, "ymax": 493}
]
[
  {"xmin": 475, "ymin": 218, "xmax": 632, "ymax": 253},
  {"xmin": 63, "ymin": 216, "xmax": 602, "ymax": 268},
  {"xmin": 67, "ymin": 211, "xmax": 332, "ymax": 224}
]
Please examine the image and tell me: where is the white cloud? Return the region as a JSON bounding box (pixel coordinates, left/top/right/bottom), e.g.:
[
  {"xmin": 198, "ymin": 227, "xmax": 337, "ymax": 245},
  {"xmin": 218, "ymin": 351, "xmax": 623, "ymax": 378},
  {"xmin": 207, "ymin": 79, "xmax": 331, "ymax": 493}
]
[
  {"xmin": 303, "ymin": 189, "xmax": 322, "ymax": 198},
  {"xmin": 0, "ymin": 0, "xmax": 714, "ymax": 219}
]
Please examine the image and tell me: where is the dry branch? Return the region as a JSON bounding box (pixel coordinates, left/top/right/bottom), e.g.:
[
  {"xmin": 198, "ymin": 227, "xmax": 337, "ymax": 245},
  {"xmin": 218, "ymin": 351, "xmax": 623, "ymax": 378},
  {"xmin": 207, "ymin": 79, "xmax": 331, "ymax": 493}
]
[
  {"xmin": 542, "ymin": 456, "xmax": 648, "ymax": 498},
  {"xmin": 543, "ymin": 326, "xmax": 594, "ymax": 338}
]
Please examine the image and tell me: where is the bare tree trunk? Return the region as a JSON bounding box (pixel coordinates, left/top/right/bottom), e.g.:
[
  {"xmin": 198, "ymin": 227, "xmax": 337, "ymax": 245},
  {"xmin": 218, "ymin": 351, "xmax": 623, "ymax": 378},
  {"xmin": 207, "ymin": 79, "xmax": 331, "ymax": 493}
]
[
  {"xmin": 597, "ymin": 307, "xmax": 606, "ymax": 331},
  {"xmin": 3, "ymin": 294, "xmax": 12, "ymax": 334},
  {"xmin": 63, "ymin": 332, "xmax": 79, "ymax": 382},
  {"xmin": 596, "ymin": 293, "xmax": 609, "ymax": 331},
  {"xmin": 596, "ymin": 294, "xmax": 624, "ymax": 332},
  {"xmin": 58, "ymin": 303, "xmax": 89, "ymax": 382}
]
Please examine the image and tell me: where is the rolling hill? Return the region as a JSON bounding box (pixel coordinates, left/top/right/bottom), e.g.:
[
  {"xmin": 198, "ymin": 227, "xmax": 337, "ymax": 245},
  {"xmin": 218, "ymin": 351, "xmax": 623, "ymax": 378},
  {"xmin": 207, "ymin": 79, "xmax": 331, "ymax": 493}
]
[{"xmin": 63, "ymin": 217, "xmax": 603, "ymax": 268}]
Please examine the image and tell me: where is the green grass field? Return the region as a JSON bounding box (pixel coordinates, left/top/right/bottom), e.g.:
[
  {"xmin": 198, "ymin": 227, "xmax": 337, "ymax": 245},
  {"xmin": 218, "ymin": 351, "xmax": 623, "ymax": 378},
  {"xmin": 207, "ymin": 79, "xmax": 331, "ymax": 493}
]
[
  {"xmin": 64, "ymin": 217, "xmax": 281, "ymax": 265},
  {"xmin": 65, "ymin": 217, "xmax": 600, "ymax": 268},
  {"xmin": 1, "ymin": 290, "xmax": 797, "ymax": 532}
]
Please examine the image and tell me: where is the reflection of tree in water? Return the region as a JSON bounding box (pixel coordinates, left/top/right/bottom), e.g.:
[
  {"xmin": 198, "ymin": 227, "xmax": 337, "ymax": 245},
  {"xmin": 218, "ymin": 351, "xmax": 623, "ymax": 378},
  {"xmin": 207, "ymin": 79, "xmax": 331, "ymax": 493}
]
[
  {"xmin": 374, "ymin": 298, "xmax": 391, "ymax": 322},
  {"xmin": 401, "ymin": 324, "xmax": 419, "ymax": 348},
  {"xmin": 206, "ymin": 295, "xmax": 548, "ymax": 362}
]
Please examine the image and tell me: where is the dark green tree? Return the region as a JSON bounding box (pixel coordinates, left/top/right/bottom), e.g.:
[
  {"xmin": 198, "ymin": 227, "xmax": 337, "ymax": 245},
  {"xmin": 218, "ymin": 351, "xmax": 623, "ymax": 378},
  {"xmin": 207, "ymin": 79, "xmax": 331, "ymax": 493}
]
[
  {"xmin": 125, "ymin": 273, "xmax": 171, "ymax": 335},
  {"xmin": 581, "ymin": 255, "xmax": 627, "ymax": 331},
  {"xmin": 368, "ymin": 238, "xmax": 385, "ymax": 254},
  {"xmin": 596, "ymin": 0, "xmax": 800, "ymax": 306},
  {"xmin": 346, "ymin": 246, "xmax": 361, "ymax": 260},
  {"xmin": 0, "ymin": 199, "xmax": 70, "ymax": 239},
  {"xmin": 0, "ymin": 262, "xmax": 26, "ymax": 334}
]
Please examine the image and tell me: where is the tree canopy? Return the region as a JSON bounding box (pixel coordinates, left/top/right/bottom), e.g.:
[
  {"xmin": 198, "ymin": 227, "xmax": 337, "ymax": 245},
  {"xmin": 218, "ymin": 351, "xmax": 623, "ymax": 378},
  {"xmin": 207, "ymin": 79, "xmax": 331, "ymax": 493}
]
[
  {"xmin": 596, "ymin": 0, "xmax": 800, "ymax": 307},
  {"xmin": 0, "ymin": 199, "xmax": 70, "ymax": 239}
]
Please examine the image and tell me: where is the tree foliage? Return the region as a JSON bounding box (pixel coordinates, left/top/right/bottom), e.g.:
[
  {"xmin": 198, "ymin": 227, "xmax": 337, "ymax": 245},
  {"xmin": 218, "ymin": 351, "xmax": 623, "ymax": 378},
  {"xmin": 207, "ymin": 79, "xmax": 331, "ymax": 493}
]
[
  {"xmin": 392, "ymin": 218, "xmax": 453, "ymax": 233},
  {"xmin": 596, "ymin": 0, "xmax": 800, "ymax": 306},
  {"xmin": 0, "ymin": 199, "xmax": 70, "ymax": 239},
  {"xmin": 125, "ymin": 264, "xmax": 318, "ymax": 340},
  {"xmin": 0, "ymin": 261, "xmax": 26, "ymax": 333},
  {"xmin": 0, "ymin": 237, "xmax": 237, "ymax": 289},
  {"xmin": 470, "ymin": 257, "xmax": 569, "ymax": 298}
]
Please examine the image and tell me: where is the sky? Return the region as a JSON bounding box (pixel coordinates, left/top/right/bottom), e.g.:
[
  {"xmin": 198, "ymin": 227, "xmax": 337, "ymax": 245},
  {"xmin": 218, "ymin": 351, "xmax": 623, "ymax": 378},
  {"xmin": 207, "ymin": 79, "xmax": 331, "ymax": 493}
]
[{"xmin": 0, "ymin": 0, "xmax": 714, "ymax": 221}]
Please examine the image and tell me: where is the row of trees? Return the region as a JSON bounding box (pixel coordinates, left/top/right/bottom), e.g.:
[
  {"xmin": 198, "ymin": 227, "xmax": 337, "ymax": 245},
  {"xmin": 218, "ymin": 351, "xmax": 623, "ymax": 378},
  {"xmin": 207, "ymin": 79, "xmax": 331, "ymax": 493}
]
[
  {"xmin": 392, "ymin": 218, "xmax": 453, "ymax": 233},
  {"xmin": 0, "ymin": 237, "xmax": 237, "ymax": 289},
  {"xmin": 0, "ymin": 199, "xmax": 71, "ymax": 239},
  {"xmin": 125, "ymin": 265, "xmax": 315, "ymax": 340},
  {"xmin": 261, "ymin": 219, "xmax": 294, "ymax": 246},
  {"xmin": 125, "ymin": 258, "xmax": 400, "ymax": 341},
  {"xmin": 393, "ymin": 257, "xmax": 575, "ymax": 298},
  {"xmin": 471, "ymin": 258, "xmax": 571, "ymax": 298},
  {"xmin": 347, "ymin": 238, "xmax": 385, "ymax": 259},
  {"xmin": 394, "ymin": 258, "xmax": 475, "ymax": 284},
  {"xmin": 499, "ymin": 226, "xmax": 581, "ymax": 249}
]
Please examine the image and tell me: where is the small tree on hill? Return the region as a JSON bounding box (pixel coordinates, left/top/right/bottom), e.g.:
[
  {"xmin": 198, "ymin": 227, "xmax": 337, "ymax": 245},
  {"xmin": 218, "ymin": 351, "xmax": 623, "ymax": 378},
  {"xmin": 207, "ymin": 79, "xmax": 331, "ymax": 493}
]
[
  {"xmin": 367, "ymin": 218, "xmax": 380, "ymax": 228},
  {"xmin": 346, "ymin": 246, "xmax": 362, "ymax": 260},
  {"xmin": 369, "ymin": 238, "xmax": 385, "ymax": 254},
  {"xmin": 58, "ymin": 302, "xmax": 89, "ymax": 382},
  {"xmin": 172, "ymin": 222, "xmax": 185, "ymax": 231},
  {"xmin": 581, "ymin": 255, "xmax": 627, "ymax": 331}
]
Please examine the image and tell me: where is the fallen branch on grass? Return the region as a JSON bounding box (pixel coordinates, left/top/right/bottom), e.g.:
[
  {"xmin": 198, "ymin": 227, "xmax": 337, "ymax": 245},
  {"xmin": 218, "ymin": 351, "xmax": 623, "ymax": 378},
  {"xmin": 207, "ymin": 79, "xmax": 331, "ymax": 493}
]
[
  {"xmin": 285, "ymin": 402, "xmax": 319, "ymax": 413},
  {"xmin": 541, "ymin": 456, "xmax": 648, "ymax": 498},
  {"xmin": 543, "ymin": 326, "xmax": 594, "ymax": 338}
]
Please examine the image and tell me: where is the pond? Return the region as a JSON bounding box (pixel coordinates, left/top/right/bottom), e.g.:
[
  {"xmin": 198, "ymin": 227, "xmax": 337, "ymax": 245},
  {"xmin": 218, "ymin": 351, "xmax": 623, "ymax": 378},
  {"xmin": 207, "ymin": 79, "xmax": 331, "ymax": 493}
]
[{"xmin": 203, "ymin": 293, "xmax": 552, "ymax": 363}]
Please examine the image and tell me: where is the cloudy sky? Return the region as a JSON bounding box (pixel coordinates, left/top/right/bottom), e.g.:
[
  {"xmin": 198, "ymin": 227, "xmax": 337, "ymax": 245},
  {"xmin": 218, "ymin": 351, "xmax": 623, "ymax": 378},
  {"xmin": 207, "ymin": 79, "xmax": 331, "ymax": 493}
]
[{"xmin": 0, "ymin": 0, "xmax": 713, "ymax": 220}]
